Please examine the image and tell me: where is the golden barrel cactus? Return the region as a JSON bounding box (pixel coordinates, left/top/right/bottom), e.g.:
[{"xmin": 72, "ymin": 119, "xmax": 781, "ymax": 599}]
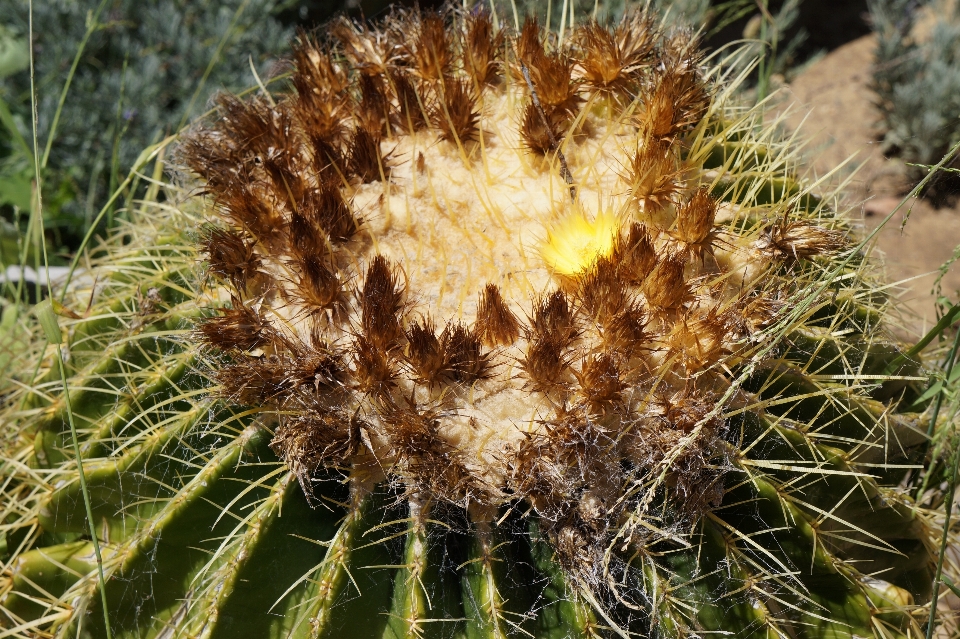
[{"xmin": 0, "ymin": 5, "xmax": 946, "ymax": 638}]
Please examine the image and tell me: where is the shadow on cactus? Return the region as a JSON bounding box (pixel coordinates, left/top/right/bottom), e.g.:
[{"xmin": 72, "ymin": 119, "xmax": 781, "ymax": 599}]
[{"xmin": 0, "ymin": 5, "xmax": 947, "ymax": 638}]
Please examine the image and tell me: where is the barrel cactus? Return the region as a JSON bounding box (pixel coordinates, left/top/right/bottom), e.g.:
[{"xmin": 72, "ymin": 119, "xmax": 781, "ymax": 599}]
[{"xmin": 0, "ymin": 5, "xmax": 948, "ymax": 638}]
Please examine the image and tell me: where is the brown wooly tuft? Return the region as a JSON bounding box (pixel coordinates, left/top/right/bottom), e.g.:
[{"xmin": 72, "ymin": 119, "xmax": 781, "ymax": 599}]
[
  {"xmin": 359, "ymin": 255, "xmax": 406, "ymax": 351},
  {"xmin": 575, "ymin": 255, "xmax": 629, "ymax": 322},
  {"xmin": 520, "ymin": 102, "xmax": 554, "ymax": 154},
  {"xmin": 178, "ymin": 129, "xmax": 234, "ymax": 189},
  {"xmin": 270, "ymin": 407, "xmax": 360, "ymax": 501},
  {"xmin": 512, "ymin": 406, "xmax": 611, "ymax": 506},
  {"xmin": 216, "ymin": 355, "xmax": 291, "ymax": 407},
  {"xmin": 200, "ymin": 226, "xmax": 261, "ymax": 294},
  {"xmin": 410, "ymin": 10, "xmax": 453, "ymax": 82},
  {"xmin": 215, "ymin": 182, "xmax": 287, "ymax": 250},
  {"xmin": 288, "ymin": 343, "xmax": 346, "ymax": 393},
  {"xmin": 441, "ymin": 322, "xmax": 491, "ymax": 384},
  {"xmin": 289, "ymin": 209, "xmax": 327, "ymax": 258},
  {"xmin": 515, "ymin": 17, "xmax": 545, "ymax": 77},
  {"xmin": 731, "ymin": 288, "xmax": 784, "ymax": 339},
  {"xmin": 665, "ymin": 306, "xmax": 730, "ymax": 373},
  {"xmin": 290, "ymin": 31, "xmax": 351, "ymax": 147},
  {"xmin": 757, "ymin": 215, "xmax": 848, "ymax": 262},
  {"xmin": 658, "ymin": 30, "xmax": 710, "ymax": 128},
  {"xmin": 389, "ymin": 69, "xmax": 428, "ymax": 134},
  {"xmin": 351, "ymin": 334, "xmax": 398, "ymax": 396},
  {"xmin": 433, "ymin": 78, "xmax": 481, "ymax": 144},
  {"xmin": 511, "ymin": 406, "xmax": 616, "ymax": 577},
  {"xmin": 516, "ymin": 18, "xmax": 580, "ymax": 116},
  {"xmin": 674, "ymin": 186, "xmax": 719, "ymax": 257},
  {"xmin": 574, "ymin": 12, "xmax": 657, "ymax": 98},
  {"xmin": 522, "ymin": 331, "xmax": 574, "ymax": 395},
  {"xmin": 179, "ymin": 130, "xmax": 287, "ymax": 249},
  {"xmin": 349, "ymin": 257, "xmax": 407, "ymax": 395},
  {"xmin": 626, "ymin": 136, "xmax": 683, "ymax": 210},
  {"xmin": 405, "ymin": 316, "xmax": 445, "ymax": 386},
  {"xmin": 405, "ymin": 317, "xmax": 491, "ymax": 387},
  {"xmin": 574, "ymin": 352, "xmax": 626, "ymax": 414},
  {"xmin": 515, "ymin": 17, "xmax": 580, "ymax": 155},
  {"xmin": 347, "ymin": 125, "xmax": 388, "ymax": 184},
  {"xmin": 600, "ymin": 299, "xmax": 649, "ymax": 360},
  {"xmin": 310, "ymin": 137, "xmax": 347, "ymax": 183},
  {"xmin": 357, "ymin": 74, "xmax": 390, "ymax": 138},
  {"xmin": 211, "ymin": 94, "xmax": 285, "ymax": 161},
  {"xmin": 634, "ymin": 387, "xmax": 727, "ymax": 517},
  {"xmin": 379, "ymin": 403, "xmax": 483, "ymax": 504},
  {"xmin": 521, "ymin": 290, "xmax": 579, "ymax": 394},
  {"xmin": 475, "ymin": 283, "xmax": 520, "ymax": 347},
  {"xmin": 634, "ymin": 33, "xmax": 708, "ymax": 145},
  {"xmin": 642, "ymin": 250, "xmax": 690, "ymax": 310},
  {"xmin": 519, "ymin": 101, "xmax": 571, "ymax": 155},
  {"xmin": 529, "ymin": 289, "xmax": 577, "ymax": 342},
  {"xmin": 198, "ymin": 300, "xmax": 274, "ymax": 353},
  {"xmin": 613, "ymin": 222, "xmax": 658, "ymax": 285},
  {"xmin": 330, "ymin": 15, "xmax": 397, "ymax": 77},
  {"xmin": 462, "ymin": 9, "xmax": 503, "ymax": 89},
  {"xmin": 290, "ymin": 253, "xmax": 346, "ymax": 316},
  {"xmin": 638, "ymin": 74, "xmax": 684, "ymax": 141},
  {"xmin": 219, "ymin": 96, "xmax": 304, "ymax": 208},
  {"xmin": 299, "ymin": 181, "xmax": 361, "ymax": 244}
]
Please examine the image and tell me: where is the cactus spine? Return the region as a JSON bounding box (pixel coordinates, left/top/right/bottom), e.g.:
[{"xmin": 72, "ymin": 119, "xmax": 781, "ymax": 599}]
[{"xmin": 0, "ymin": 5, "xmax": 946, "ymax": 638}]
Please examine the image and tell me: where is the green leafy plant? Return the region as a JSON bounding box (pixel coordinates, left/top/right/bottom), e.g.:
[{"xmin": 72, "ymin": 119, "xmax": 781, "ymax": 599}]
[
  {"xmin": 0, "ymin": 0, "xmax": 293, "ymax": 258},
  {"xmin": 1, "ymin": 5, "xmax": 956, "ymax": 638}
]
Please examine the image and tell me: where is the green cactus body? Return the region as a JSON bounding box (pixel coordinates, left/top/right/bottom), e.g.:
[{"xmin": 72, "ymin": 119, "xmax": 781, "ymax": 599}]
[{"xmin": 0, "ymin": 6, "xmax": 943, "ymax": 638}]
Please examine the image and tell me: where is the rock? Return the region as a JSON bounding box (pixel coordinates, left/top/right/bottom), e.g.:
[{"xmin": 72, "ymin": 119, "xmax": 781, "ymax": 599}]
[{"xmin": 778, "ymin": 34, "xmax": 960, "ymax": 337}]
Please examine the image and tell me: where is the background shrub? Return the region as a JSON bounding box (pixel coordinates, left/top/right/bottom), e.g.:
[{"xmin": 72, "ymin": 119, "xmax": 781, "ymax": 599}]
[
  {"xmin": 870, "ymin": 0, "xmax": 960, "ymax": 190},
  {"xmin": 0, "ymin": 0, "xmax": 293, "ymax": 258}
]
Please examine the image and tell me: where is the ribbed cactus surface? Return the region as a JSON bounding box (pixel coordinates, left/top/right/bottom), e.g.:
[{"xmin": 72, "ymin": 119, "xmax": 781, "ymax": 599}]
[{"xmin": 0, "ymin": 6, "xmax": 941, "ymax": 638}]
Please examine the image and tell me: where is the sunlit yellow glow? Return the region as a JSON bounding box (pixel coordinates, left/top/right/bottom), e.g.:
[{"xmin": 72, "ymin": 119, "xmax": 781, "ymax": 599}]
[{"xmin": 539, "ymin": 209, "xmax": 619, "ymax": 276}]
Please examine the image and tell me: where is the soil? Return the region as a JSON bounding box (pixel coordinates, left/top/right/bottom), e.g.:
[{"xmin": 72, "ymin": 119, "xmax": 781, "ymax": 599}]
[{"xmin": 775, "ymin": 34, "xmax": 960, "ymax": 340}]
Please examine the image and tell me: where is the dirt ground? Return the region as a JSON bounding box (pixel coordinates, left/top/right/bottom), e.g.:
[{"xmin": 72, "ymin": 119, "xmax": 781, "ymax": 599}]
[{"xmin": 775, "ymin": 34, "xmax": 960, "ymax": 340}]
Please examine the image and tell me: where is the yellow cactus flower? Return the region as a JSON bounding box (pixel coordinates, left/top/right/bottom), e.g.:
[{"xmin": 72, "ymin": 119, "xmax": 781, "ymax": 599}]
[{"xmin": 539, "ymin": 208, "xmax": 620, "ymax": 276}]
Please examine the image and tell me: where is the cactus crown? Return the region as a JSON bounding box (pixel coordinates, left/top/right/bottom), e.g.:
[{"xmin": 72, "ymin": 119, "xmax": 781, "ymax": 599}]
[{"xmin": 181, "ymin": 5, "xmax": 844, "ymax": 576}]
